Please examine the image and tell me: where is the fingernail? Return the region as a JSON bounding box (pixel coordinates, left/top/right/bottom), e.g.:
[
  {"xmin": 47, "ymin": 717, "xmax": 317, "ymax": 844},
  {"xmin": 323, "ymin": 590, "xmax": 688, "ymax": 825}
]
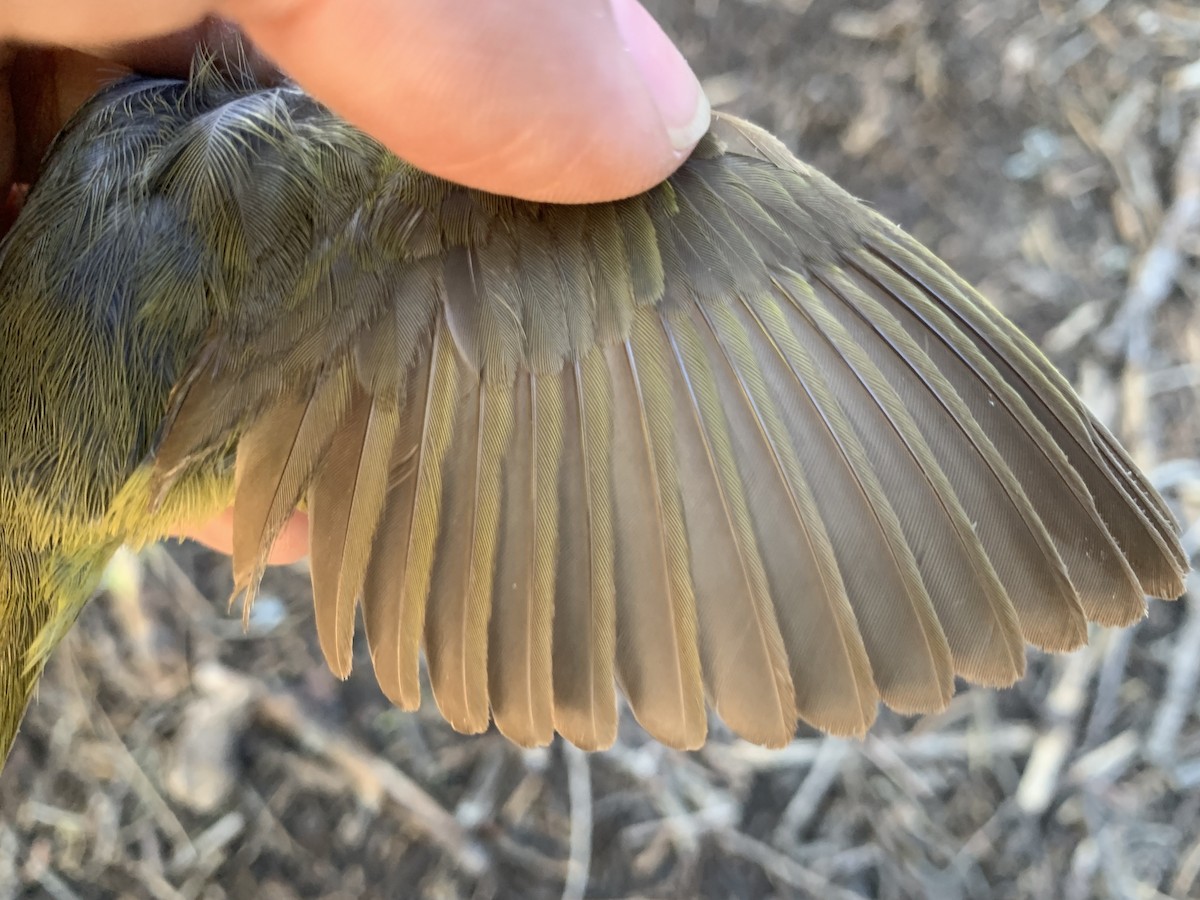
[{"xmin": 610, "ymin": 0, "xmax": 710, "ymax": 153}]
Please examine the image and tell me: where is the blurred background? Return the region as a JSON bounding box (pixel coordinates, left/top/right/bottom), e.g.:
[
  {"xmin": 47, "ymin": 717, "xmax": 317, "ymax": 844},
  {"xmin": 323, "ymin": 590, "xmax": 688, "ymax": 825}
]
[{"xmin": 3, "ymin": 0, "xmax": 1200, "ymax": 897}]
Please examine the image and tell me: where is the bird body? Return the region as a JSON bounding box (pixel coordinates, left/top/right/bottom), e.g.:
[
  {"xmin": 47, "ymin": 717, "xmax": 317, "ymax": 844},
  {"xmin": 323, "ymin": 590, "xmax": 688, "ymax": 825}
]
[{"xmin": 0, "ymin": 59, "xmax": 1186, "ymax": 765}]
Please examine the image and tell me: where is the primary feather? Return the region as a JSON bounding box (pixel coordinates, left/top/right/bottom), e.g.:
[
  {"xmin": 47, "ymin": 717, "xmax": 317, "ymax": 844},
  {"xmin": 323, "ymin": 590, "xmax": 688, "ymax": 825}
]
[{"xmin": 0, "ymin": 60, "xmax": 1186, "ymax": 763}]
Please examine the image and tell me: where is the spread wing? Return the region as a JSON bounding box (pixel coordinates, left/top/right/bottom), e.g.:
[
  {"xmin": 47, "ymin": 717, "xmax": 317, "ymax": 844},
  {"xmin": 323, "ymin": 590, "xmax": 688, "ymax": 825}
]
[{"xmin": 135, "ymin": 76, "xmax": 1184, "ymax": 750}]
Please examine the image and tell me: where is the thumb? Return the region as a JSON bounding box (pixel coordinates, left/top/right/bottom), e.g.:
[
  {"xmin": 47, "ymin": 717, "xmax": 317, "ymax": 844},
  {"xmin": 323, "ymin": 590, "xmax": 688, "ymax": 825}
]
[{"xmin": 233, "ymin": 0, "xmax": 710, "ymax": 203}]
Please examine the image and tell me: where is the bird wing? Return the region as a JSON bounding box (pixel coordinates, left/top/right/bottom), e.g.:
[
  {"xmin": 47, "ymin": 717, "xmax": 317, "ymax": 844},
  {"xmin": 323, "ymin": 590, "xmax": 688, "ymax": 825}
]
[{"xmin": 137, "ymin": 78, "xmax": 1184, "ymax": 750}]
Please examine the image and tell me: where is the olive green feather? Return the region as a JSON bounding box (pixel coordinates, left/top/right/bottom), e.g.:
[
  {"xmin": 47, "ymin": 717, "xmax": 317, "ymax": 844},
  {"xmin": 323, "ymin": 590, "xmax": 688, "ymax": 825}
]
[{"xmin": 0, "ymin": 57, "xmax": 1187, "ymax": 767}]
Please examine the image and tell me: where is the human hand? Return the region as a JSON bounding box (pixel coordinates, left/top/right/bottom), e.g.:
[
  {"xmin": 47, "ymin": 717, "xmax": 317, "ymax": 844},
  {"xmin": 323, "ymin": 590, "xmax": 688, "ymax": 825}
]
[
  {"xmin": 1, "ymin": 0, "xmax": 709, "ymax": 203},
  {"xmin": 1, "ymin": 0, "xmax": 709, "ymax": 563}
]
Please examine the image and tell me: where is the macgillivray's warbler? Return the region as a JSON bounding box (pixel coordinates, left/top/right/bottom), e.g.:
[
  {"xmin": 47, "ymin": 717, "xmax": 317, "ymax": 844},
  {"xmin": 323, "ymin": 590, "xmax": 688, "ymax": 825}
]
[{"xmin": 0, "ymin": 53, "xmax": 1186, "ymax": 765}]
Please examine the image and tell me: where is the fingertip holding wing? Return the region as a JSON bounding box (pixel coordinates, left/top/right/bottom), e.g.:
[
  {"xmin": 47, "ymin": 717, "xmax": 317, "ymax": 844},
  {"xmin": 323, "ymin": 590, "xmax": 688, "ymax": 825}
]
[{"xmin": 131, "ymin": 73, "xmax": 1184, "ymax": 751}]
